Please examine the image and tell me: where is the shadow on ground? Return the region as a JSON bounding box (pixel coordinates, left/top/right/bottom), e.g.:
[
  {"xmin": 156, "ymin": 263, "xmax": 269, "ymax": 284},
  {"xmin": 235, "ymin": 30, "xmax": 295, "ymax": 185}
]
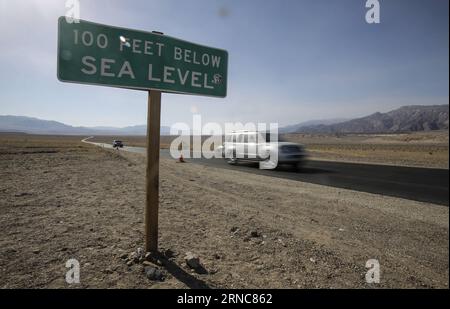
[
  {"xmin": 155, "ymin": 252, "xmax": 211, "ymax": 289},
  {"xmin": 234, "ymin": 161, "xmax": 334, "ymax": 174}
]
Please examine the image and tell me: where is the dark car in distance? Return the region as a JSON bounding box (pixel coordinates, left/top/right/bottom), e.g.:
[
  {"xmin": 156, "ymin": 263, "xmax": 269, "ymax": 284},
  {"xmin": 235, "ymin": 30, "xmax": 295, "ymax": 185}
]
[{"xmin": 112, "ymin": 140, "xmax": 124, "ymax": 148}]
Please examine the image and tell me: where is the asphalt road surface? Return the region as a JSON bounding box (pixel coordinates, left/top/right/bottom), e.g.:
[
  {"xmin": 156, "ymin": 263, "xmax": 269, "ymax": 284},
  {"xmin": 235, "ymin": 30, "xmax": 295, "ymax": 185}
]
[
  {"xmin": 83, "ymin": 138, "xmax": 449, "ymax": 206},
  {"xmin": 190, "ymin": 156, "xmax": 449, "ymax": 206}
]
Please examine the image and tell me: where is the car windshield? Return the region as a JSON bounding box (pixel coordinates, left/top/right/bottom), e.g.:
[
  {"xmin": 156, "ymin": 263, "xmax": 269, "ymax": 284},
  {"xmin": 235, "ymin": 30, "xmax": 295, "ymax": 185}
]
[{"xmin": 225, "ymin": 133, "xmax": 285, "ymax": 143}]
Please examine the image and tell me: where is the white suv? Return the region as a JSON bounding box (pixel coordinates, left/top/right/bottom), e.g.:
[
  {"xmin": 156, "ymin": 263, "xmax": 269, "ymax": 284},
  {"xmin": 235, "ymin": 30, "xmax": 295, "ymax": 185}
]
[{"xmin": 218, "ymin": 131, "xmax": 307, "ymax": 170}]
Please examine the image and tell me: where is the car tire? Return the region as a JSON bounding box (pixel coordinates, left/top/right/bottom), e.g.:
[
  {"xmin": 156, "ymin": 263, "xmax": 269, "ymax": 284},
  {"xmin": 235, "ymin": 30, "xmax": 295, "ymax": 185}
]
[
  {"xmin": 226, "ymin": 150, "xmax": 237, "ymax": 165},
  {"xmin": 295, "ymin": 161, "xmax": 304, "ymax": 171}
]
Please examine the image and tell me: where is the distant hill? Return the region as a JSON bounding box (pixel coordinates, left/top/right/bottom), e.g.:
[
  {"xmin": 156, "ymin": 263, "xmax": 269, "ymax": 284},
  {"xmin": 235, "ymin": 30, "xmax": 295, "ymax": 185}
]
[
  {"xmin": 285, "ymin": 105, "xmax": 449, "ymax": 134},
  {"xmin": 280, "ymin": 118, "xmax": 349, "ymax": 133},
  {"xmin": 0, "ymin": 115, "xmax": 170, "ymax": 135}
]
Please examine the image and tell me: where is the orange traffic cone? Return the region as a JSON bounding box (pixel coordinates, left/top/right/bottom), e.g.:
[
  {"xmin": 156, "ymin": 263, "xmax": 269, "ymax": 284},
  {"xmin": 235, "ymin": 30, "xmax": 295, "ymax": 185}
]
[{"xmin": 177, "ymin": 143, "xmax": 186, "ymax": 163}]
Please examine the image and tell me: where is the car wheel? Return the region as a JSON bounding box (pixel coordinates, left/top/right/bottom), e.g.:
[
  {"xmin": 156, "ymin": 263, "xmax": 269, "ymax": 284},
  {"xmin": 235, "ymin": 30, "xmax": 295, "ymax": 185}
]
[
  {"xmin": 295, "ymin": 161, "xmax": 304, "ymax": 171},
  {"xmin": 226, "ymin": 150, "xmax": 237, "ymax": 165},
  {"xmin": 226, "ymin": 157, "xmax": 237, "ymax": 165}
]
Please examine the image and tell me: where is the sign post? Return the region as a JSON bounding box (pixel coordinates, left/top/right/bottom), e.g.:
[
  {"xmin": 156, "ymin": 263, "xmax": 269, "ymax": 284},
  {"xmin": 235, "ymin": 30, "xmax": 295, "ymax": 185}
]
[
  {"xmin": 57, "ymin": 17, "xmax": 228, "ymax": 253},
  {"xmin": 145, "ymin": 89, "xmax": 161, "ymax": 252}
]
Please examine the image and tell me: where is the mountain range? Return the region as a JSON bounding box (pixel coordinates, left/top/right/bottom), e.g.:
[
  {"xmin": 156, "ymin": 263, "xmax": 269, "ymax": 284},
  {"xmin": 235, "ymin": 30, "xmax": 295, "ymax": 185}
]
[
  {"xmin": 279, "ymin": 118, "xmax": 349, "ymax": 133},
  {"xmin": 284, "ymin": 104, "xmax": 449, "ymax": 134},
  {"xmin": 0, "ymin": 115, "xmax": 170, "ymax": 135},
  {"xmin": 0, "ymin": 105, "xmax": 448, "ymax": 135}
]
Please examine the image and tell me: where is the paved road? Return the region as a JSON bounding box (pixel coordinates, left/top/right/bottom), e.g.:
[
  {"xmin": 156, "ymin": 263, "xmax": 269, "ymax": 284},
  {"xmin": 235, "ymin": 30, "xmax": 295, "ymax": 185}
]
[
  {"xmin": 82, "ymin": 137, "xmax": 146, "ymax": 154},
  {"xmin": 190, "ymin": 156, "xmax": 449, "ymax": 206},
  {"xmin": 83, "ymin": 138, "xmax": 449, "ymax": 206}
]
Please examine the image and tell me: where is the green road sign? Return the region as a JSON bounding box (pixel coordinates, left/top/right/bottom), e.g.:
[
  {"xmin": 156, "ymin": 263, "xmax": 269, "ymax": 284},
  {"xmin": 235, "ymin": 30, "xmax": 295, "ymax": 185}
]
[{"xmin": 57, "ymin": 17, "xmax": 228, "ymax": 97}]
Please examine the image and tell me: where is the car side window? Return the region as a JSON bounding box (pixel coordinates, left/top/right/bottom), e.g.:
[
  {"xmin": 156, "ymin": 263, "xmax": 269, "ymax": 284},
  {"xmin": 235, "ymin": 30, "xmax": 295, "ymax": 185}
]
[
  {"xmin": 248, "ymin": 133, "xmax": 256, "ymax": 143},
  {"xmin": 257, "ymin": 133, "xmax": 266, "ymax": 143}
]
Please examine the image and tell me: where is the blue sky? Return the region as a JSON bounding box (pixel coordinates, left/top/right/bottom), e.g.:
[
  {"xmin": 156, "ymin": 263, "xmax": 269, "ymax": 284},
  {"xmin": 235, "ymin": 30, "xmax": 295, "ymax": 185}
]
[{"xmin": 0, "ymin": 0, "xmax": 448, "ymax": 127}]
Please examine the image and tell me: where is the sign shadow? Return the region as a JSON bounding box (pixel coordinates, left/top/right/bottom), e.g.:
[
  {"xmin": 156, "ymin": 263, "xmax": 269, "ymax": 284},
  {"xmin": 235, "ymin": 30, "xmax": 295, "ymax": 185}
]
[{"xmin": 156, "ymin": 252, "xmax": 211, "ymax": 289}]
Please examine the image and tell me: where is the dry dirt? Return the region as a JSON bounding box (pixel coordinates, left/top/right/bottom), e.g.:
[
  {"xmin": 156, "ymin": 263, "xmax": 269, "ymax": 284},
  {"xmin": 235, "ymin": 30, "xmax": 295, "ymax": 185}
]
[
  {"xmin": 0, "ymin": 134, "xmax": 448, "ymax": 288},
  {"xmin": 283, "ymin": 131, "xmax": 449, "ymax": 169}
]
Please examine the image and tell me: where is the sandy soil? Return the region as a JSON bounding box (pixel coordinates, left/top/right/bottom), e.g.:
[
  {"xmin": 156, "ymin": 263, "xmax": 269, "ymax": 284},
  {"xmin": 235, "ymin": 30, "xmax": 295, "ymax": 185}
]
[
  {"xmin": 284, "ymin": 131, "xmax": 449, "ymax": 169},
  {"xmin": 0, "ymin": 134, "xmax": 448, "ymax": 288},
  {"xmin": 90, "ymin": 131, "xmax": 449, "ymax": 169}
]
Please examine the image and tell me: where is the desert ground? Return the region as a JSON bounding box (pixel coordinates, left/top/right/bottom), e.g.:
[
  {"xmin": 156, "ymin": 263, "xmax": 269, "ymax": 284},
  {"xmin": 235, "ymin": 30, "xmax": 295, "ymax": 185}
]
[
  {"xmin": 0, "ymin": 133, "xmax": 448, "ymax": 288},
  {"xmin": 90, "ymin": 130, "xmax": 449, "ymax": 169},
  {"xmin": 284, "ymin": 131, "xmax": 449, "ymax": 169}
]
